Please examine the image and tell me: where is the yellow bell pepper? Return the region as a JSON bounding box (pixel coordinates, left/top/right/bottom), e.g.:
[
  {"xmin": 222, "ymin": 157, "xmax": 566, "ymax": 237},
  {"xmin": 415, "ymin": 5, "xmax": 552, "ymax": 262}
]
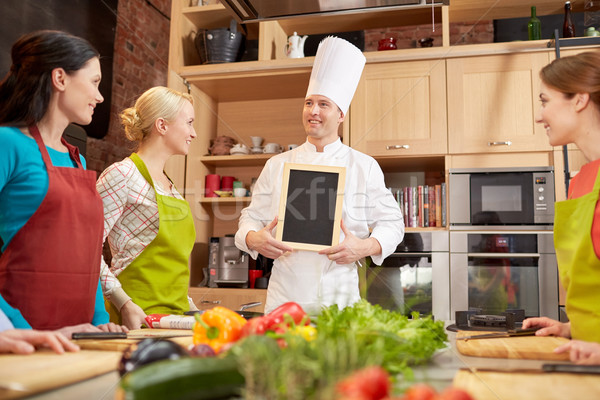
[
  {"xmin": 291, "ymin": 325, "xmax": 317, "ymax": 341},
  {"xmin": 193, "ymin": 306, "xmax": 247, "ymax": 353}
]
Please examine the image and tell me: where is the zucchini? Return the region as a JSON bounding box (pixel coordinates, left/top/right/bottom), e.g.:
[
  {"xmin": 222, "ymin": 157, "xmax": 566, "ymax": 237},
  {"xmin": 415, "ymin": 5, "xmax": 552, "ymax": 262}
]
[{"xmin": 120, "ymin": 356, "xmax": 244, "ymax": 400}]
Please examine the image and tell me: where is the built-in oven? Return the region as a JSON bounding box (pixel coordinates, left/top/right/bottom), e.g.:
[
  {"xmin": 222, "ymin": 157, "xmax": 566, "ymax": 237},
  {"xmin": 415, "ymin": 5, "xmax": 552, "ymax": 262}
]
[
  {"xmin": 450, "ymin": 231, "xmax": 559, "ymax": 320},
  {"xmin": 364, "ymin": 231, "xmax": 449, "ymax": 321},
  {"xmin": 448, "ymin": 167, "xmax": 554, "ymax": 229}
]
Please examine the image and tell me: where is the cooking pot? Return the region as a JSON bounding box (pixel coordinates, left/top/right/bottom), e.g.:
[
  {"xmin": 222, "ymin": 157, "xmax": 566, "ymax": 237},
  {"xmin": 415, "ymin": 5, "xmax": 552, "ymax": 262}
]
[
  {"xmin": 185, "ymin": 301, "xmax": 264, "ymax": 319},
  {"xmin": 236, "ymin": 301, "xmax": 263, "ymax": 319}
]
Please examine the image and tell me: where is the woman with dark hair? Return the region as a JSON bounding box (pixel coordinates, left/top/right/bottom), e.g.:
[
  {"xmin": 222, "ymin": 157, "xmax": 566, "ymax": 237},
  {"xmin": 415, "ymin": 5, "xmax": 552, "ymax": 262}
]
[
  {"xmin": 522, "ymin": 51, "xmax": 600, "ymax": 364},
  {"xmin": 0, "ymin": 30, "xmax": 126, "ymax": 338}
]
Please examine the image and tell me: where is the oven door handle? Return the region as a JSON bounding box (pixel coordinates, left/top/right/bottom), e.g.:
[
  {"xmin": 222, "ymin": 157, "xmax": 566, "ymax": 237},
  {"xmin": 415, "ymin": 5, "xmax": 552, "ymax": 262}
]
[{"xmin": 467, "ymin": 252, "xmax": 540, "ymax": 258}]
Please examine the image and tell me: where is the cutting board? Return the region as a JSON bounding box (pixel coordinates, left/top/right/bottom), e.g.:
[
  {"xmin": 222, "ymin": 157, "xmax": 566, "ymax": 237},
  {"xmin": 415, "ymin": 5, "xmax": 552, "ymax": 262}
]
[
  {"xmin": 0, "ymin": 349, "xmax": 121, "ymax": 399},
  {"xmin": 74, "ymin": 328, "xmax": 194, "ymax": 351},
  {"xmin": 455, "ymin": 331, "xmax": 570, "ymax": 360},
  {"xmin": 454, "ymin": 369, "xmax": 600, "ymax": 400}
]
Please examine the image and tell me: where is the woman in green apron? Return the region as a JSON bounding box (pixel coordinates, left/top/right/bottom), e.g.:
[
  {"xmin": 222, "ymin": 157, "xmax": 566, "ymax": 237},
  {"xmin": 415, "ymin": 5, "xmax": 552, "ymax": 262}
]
[
  {"xmin": 522, "ymin": 51, "xmax": 600, "ymax": 364},
  {"xmin": 97, "ymin": 86, "xmax": 198, "ymax": 329}
]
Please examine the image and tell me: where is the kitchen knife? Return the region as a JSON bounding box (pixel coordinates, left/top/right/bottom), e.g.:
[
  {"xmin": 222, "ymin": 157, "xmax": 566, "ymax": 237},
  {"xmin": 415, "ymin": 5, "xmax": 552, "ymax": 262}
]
[
  {"xmin": 542, "ymin": 364, "xmax": 600, "ymax": 374},
  {"xmin": 457, "ymin": 327, "xmax": 539, "ymax": 341},
  {"xmin": 72, "ymin": 332, "xmax": 192, "ymax": 340},
  {"xmin": 72, "ymin": 332, "xmax": 127, "ymax": 340}
]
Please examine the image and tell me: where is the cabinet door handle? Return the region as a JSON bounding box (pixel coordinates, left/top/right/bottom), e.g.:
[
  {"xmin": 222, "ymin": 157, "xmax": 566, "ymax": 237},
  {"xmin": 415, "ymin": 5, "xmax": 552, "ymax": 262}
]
[
  {"xmin": 200, "ymin": 300, "xmax": 221, "ymax": 304},
  {"xmin": 487, "ymin": 141, "xmax": 512, "ymax": 146},
  {"xmin": 386, "ymin": 144, "xmax": 410, "ymax": 150}
]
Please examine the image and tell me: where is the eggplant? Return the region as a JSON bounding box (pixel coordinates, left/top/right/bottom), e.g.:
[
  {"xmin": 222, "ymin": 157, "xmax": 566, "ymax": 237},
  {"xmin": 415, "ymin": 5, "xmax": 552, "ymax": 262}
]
[{"xmin": 118, "ymin": 338, "xmax": 190, "ymax": 376}]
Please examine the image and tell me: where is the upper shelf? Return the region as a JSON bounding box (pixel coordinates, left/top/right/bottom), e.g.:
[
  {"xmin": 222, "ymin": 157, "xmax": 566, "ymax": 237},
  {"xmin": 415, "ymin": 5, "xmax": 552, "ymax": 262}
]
[
  {"xmin": 183, "ymin": 1, "xmax": 585, "ymax": 34},
  {"xmin": 199, "ymin": 153, "xmax": 274, "ymax": 167}
]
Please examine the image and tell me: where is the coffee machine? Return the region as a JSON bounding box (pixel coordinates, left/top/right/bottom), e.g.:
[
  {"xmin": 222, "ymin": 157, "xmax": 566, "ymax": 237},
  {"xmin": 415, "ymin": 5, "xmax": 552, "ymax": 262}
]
[{"xmin": 207, "ymin": 236, "xmax": 249, "ymax": 288}]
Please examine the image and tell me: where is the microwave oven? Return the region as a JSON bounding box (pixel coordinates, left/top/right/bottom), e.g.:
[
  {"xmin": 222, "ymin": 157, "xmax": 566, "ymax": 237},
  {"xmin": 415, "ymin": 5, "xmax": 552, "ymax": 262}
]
[{"xmin": 448, "ymin": 167, "xmax": 555, "ymax": 229}]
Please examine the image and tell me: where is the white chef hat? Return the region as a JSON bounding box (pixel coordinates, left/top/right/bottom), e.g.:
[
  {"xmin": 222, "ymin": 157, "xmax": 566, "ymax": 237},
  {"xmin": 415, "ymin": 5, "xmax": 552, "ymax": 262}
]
[{"xmin": 305, "ymin": 36, "xmax": 366, "ymax": 115}]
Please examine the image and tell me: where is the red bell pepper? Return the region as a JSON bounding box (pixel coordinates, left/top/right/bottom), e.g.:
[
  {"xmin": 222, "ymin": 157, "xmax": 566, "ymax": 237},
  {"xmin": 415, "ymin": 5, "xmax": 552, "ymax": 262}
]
[{"xmin": 241, "ymin": 302, "xmax": 309, "ymax": 337}]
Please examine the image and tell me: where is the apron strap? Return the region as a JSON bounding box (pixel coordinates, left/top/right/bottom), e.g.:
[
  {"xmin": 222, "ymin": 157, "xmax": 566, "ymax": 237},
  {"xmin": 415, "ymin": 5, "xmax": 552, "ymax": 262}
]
[
  {"xmin": 130, "ymin": 153, "xmax": 155, "ymax": 188},
  {"xmin": 29, "ymin": 125, "xmax": 83, "ymax": 169}
]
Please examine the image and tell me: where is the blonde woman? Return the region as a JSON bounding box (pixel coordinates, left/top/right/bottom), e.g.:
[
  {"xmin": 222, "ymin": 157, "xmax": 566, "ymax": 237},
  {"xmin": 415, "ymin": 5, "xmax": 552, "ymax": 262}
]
[{"xmin": 97, "ymin": 86, "xmax": 198, "ymax": 329}]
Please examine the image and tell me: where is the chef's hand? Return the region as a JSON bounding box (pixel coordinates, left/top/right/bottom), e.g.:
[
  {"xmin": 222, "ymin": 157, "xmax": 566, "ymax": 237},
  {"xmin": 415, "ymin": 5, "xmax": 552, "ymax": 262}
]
[
  {"xmin": 0, "ymin": 329, "xmax": 80, "ymax": 355},
  {"xmin": 554, "ymin": 340, "xmax": 600, "ymax": 364},
  {"xmin": 246, "ymin": 217, "xmax": 293, "ymax": 259},
  {"xmin": 120, "ymin": 301, "xmax": 148, "ymax": 330},
  {"xmin": 522, "ymin": 317, "xmax": 571, "ymax": 338},
  {"xmin": 319, "ymin": 220, "xmax": 381, "ymax": 265}
]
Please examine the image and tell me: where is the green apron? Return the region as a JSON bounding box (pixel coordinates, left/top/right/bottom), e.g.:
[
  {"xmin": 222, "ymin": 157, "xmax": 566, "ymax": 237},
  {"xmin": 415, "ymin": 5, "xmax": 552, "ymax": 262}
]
[
  {"xmin": 108, "ymin": 153, "xmax": 196, "ymax": 324},
  {"xmin": 554, "ymin": 165, "xmax": 600, "ymax": 342}
]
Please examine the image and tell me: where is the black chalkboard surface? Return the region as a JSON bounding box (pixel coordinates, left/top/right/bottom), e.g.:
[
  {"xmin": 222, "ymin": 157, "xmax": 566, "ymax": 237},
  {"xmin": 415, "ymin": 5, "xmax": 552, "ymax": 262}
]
[{"xmin": 276, "ymin": 163, "xmax": 346, "ymax": 251}]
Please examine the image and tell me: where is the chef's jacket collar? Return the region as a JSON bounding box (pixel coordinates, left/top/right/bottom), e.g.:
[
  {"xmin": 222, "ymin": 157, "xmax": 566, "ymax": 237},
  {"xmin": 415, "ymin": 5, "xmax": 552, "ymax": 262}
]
[{"xmin": 304, "ymin": 138, "xmax": 343, "ymax": 153}]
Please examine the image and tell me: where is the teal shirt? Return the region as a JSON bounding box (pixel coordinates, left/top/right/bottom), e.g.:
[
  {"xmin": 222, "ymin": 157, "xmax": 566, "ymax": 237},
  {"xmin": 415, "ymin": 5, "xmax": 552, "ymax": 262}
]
[{"xmin": 0, "ymin": 126, "xmax": 109, "ymax": 327}]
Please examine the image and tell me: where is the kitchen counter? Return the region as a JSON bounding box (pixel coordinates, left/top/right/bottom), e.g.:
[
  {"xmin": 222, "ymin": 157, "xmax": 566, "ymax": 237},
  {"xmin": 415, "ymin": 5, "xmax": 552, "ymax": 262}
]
[{"xmin": 7, "ymin": 330, "xmax": 599, "ymax": 400}]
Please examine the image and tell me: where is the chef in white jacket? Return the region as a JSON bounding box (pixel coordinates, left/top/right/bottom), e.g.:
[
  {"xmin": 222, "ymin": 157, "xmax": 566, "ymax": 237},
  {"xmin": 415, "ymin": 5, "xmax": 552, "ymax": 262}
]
[{"xmin": 235, "ymin": 36, "xmax": 404, "ymax": 314}]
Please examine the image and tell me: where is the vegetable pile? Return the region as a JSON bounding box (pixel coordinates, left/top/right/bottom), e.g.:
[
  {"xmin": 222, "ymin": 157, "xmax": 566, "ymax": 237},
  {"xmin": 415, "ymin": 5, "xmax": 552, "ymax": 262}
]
[
  {"xmin": 120, "ymin": 300, "xmax": 451, "ymax": 400},
  {"xmin": 232, "ymin": 300, "xmax": 447, "ymax": 399}
]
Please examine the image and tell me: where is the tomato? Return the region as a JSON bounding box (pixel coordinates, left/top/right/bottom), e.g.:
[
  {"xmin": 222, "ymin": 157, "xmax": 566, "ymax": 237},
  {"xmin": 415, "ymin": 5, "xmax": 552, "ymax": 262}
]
[
  {"xmin": 438, "ymin": 387, "xmax": 474, "ymax": 400},
  {"xmin": 403, "ymin": 384, "xmax": 438, "ymax": 400},
  {"xmin": 336, "ymin": 366, "xmax": 391, "ymax": 400}
]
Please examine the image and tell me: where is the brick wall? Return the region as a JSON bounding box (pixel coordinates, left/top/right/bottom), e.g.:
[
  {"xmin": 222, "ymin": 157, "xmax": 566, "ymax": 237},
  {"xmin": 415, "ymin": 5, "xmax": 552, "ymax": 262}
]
[
  {"xmin": 364, "ymin": 20, "xmax": 493, "ymax": 50},
  {"xmin": 86, "ymin": 1, "xmax": 493, "ymax": 174},
  {"xmin": 86, "ymin": 0, "xmax": 172, "ymax": 174}
]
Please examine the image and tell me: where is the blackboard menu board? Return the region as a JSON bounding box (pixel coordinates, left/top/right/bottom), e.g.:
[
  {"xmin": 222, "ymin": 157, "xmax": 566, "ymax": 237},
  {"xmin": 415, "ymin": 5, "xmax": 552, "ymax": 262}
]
[{"xmin": 276, "ymin": 163, "xmax": 346, "ymax": 251}]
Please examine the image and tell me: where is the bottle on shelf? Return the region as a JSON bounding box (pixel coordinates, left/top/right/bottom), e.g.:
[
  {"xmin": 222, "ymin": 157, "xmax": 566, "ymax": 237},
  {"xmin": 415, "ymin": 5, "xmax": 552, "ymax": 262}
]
[
  {"xmin": 563, "ymin": 1, "xmax": 576, "ymax": 38},
  {"xmin": 528, "ymin": 6, "xmax": 542, "ymax": 40}
]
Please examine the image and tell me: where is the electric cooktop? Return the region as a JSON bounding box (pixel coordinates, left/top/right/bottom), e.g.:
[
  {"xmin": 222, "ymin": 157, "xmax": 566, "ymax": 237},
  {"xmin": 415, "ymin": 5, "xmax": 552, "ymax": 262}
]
[{"xmin": 446, "ymin": 309, "xmax": 527, "ymax": 332}]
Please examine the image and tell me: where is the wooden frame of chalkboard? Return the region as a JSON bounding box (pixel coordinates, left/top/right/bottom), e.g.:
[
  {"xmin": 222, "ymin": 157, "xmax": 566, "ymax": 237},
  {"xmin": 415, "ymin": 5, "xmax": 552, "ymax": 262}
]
[{"xmin": 276, "ymin": 163, "xmax": 346, "ymax": 251}]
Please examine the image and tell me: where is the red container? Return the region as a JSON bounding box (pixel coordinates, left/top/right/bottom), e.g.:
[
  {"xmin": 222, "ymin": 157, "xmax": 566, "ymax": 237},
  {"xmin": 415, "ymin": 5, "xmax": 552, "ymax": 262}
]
[
  {"xmin": 221, "ymin": 176, "xmax": 235, "ymax": 191},
  {"xmin": 248, "ymin": 270, "xmax": 263, "ymax": 289},
  {"xmin": 377, "ymin": 37, "xmax": 397, "ymax": 51},
  {"xmin": 205, "ymin": 174, "xmax": 220, "ymax": 197}
]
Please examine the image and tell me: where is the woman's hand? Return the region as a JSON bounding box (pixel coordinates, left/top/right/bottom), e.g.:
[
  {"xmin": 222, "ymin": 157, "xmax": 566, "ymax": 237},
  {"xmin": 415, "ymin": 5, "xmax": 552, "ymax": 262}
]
[
  {"xmin": 246, "ymin": 218, "xmax": 293, "ymax": 259},
  {"xmin": 554, "ymin": 340, "xmax": 600, "ymax": 364},
  {"xmin": 97, "ymin": 322, "xmax": 129, "ymax": 333},
  {"xmin": 0, "ymin": 329, "xmax": 80, "ymax": 354},
  {"xmin": 522, "ymin": 317, "xmax": 571, "ymax": 338},
  {"xmin": 120, "ymin": 301, "xmax": 148, "ymax": 330},
  {"xmin": 319, "ymin": 220, "xmax": 381, "ymax": 265},
  {"xmin": 56, "ymin": 323, "xmax": 102, "ymax": 339}
]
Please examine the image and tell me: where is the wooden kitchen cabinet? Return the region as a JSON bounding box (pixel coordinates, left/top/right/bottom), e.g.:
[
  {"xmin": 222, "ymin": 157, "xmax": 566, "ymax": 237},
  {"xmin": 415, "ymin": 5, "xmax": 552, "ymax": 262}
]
[
  {"xmin": 166, "ymin": 0, "xmax": 600, "ymax": 285},
  {"xmin": 189, "ymin": 287, "xmax": 267, "ymax": 313},
  {"xmin": 446, "ymin": 51, "xmax": 552, "ymax": 154},
  {"xmin": 350, "ymin": 59, "xmax": 448, "ymax": 157}
]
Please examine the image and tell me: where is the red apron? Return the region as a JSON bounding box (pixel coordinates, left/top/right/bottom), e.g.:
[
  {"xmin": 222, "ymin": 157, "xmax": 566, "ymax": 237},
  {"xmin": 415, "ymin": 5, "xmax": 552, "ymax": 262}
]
[{"xmin": 0, "ymin": 125, "xmax": 104, "ymax": 330}]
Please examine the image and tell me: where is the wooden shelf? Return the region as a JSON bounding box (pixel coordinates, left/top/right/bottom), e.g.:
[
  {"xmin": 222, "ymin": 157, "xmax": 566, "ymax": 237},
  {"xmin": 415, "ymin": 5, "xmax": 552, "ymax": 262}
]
[
  {"xmin": 182, "ymin": 4, "xmax": 231, "ymax": 28},
  {"xmin": 376, "ymin": 155, "xmax": 446, "ymax": 172},
  {"xmin": 199, "ymin": 153, "xmax": 274, "ymax": 167},
  {"xmin": 274, "ymin": 5, "xmax": 444, "ymax": 36},
  {"xmin": 448, "ymin": 0, "xmax": 585, "ymax": 22},
  {"xmin": 182, "ymin": 4, "xmax": 260, "ymax": 37},
  {"xmin": 405, "ymin": 227, "xmax": 447, "ymax": 232},
  {"xmin": 180, "ymin": 60, "xmax": 311, "ymax": 102}
]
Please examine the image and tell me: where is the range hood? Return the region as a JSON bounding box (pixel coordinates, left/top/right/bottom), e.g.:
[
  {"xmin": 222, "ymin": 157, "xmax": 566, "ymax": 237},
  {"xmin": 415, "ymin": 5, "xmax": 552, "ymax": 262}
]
[{"xmin": 221, "ymin": 0, "xmax": 447, "ymax": 24}]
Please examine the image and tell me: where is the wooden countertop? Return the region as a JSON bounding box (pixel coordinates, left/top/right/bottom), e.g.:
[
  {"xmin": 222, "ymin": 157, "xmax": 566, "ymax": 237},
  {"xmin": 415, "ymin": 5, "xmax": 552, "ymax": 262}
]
[{"xmin": 7, "ymin": 328, "xmax": 600, "ymax": 399}]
